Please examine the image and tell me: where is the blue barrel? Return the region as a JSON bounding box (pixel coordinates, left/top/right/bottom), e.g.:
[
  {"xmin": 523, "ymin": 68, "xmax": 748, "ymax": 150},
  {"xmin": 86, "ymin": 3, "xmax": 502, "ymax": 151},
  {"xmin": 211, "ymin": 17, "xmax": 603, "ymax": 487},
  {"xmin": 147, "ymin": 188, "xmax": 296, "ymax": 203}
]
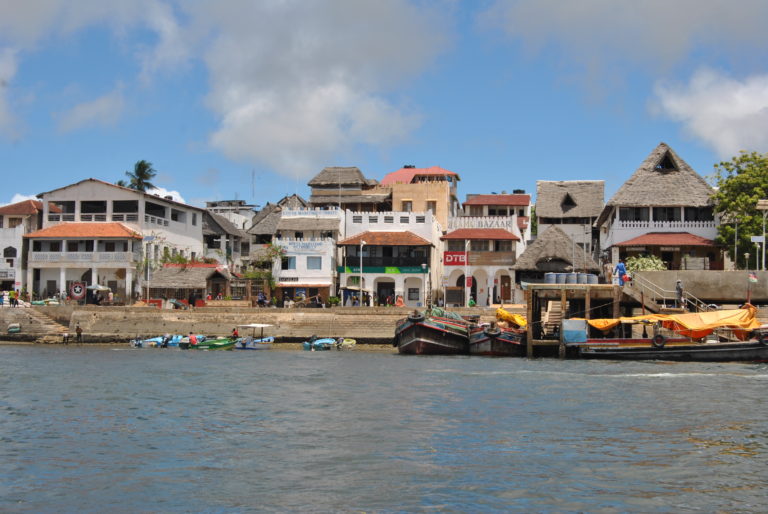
[
  {"xmin": 556, "ymin": 273, "xmax": 566, "ymax": 284},
  {"xmin": 565, "ymin": 273, "xmax": 577, "ymax": 284},
  {"xmin": 587, "ymin": 274, "xmax": 598, "ymax": 284},
  {"xmin": 544, "ymin": 273, "xmax": 556, "ymax": 284},
  {"xmin": 577, "ymin": 273, "xmax": 588, "ymax": 284}
]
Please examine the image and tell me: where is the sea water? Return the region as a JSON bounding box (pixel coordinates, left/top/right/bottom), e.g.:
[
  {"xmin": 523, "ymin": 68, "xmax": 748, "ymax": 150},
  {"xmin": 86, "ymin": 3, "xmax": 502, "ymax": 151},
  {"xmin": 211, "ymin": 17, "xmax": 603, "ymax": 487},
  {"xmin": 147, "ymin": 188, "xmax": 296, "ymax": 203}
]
[{"xmin": 2, "ymin": 344, "xmax": 768, "ymax": 512}]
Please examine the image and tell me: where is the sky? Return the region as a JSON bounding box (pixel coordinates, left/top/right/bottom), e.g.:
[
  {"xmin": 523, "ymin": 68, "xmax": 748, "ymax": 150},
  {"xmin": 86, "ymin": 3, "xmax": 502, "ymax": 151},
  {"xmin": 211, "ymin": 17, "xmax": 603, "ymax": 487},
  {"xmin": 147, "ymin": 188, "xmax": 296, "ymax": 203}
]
[{"xmin": 2, "ymin": 0, "xmax": 768, "ymax": 209}]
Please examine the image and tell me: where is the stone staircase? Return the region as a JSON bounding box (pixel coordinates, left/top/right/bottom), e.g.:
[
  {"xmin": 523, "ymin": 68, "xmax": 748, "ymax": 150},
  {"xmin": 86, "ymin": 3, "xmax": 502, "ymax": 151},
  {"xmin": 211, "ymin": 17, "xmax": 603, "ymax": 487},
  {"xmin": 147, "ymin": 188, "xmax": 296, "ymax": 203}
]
[{"xmin": 0, "ymin": 305, "xmax": 70, "ymax": 337}]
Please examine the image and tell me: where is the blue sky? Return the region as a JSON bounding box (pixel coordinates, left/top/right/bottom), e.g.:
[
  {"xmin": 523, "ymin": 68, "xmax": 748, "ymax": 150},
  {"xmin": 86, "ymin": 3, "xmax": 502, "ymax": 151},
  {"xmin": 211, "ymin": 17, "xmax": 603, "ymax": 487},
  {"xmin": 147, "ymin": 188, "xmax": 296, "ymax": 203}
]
[{"xmin": 2, "ymin": 1, "xmax": 768, "ymax": 208}]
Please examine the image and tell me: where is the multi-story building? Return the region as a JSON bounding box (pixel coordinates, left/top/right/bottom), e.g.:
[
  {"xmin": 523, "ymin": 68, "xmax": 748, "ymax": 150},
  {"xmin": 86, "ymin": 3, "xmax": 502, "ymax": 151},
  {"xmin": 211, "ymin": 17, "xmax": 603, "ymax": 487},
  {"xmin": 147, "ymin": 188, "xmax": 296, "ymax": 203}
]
[
  {"xmin": 308, "ymin": 166, "xmax": 391, "ymax": 211},
  {"xmin": 202, "ymin": 211, "xmax": 247, "ymax": 272},
  {"xmin": 536, "ymin": 180, "xmax": 604, "ymax": 260},
  {"xmin": 205, "ymin": 199, "xmax": 258, "ymax": 231},
  {"xmin": 336, "ymin": 211, "xmax": 441, "ymax": 307},
  {"xmin": 381, "ymin": 165, "xmax": 461, "ymax": 230},
  {"xmin": 25, "ymin": 178, "xmax": 205, "ymax": 301},
  {"xmin": 0, "ymin": 200, "xmax": 57, "ymax": 293},
  {"xmin": 271, "ymin": 208, "xmax": 345, "ymax": 303},
  {"xmin": 595, "ymin": 143, "xmax": 721, "ymax": 270}
]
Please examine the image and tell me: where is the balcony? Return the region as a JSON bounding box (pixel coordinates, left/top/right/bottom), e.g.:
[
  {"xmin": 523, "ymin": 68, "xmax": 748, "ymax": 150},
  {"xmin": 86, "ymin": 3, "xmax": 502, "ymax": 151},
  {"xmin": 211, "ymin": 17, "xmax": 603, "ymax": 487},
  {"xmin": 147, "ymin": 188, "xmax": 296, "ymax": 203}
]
[
  {"xmin": 617, "ymin": 220, "xmax": 715, "ymax": 229},
  {"xmin": 29, "ymin": 252, "xmax": 136, "ymax": 264}
]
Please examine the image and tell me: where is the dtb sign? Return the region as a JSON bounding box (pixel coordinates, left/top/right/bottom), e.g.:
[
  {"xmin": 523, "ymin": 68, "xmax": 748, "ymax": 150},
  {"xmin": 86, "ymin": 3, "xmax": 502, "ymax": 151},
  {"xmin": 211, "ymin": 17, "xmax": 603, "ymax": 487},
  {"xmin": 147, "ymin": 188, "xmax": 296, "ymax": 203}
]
[{"xmin": 444, "ymin": 251, "xmax": 466, "ymax": 266}]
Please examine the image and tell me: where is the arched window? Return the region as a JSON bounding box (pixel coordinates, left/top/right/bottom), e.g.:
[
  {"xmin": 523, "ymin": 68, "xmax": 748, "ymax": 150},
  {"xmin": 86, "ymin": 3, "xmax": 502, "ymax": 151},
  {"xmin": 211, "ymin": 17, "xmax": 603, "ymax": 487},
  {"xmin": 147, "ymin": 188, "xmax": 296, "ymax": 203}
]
[{"xmin": 3, "ymin": 246, "xmax": 17, "ymax": 258}]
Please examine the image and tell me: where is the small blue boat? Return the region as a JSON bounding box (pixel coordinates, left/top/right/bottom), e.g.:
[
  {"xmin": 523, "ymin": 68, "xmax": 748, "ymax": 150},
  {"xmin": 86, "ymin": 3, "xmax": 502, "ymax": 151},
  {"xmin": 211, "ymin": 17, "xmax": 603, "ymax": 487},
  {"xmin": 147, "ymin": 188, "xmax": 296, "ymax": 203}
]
[
  {"xmin": 303, "ymin": 335, "xmax": 337, "ymax": 351},
  {"xmin": 131, "ymin": 334, "xmax": 205, "ymax": 348},
  {"xmin": 234, "ymin": 324, "xmax": 274, "ymax": 350}
]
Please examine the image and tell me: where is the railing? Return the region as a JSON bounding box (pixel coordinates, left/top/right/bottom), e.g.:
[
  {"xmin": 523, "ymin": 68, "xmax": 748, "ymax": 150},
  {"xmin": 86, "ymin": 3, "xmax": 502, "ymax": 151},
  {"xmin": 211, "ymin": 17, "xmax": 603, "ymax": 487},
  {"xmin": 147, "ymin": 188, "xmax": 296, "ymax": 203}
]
[
  {"xmin": 47, "ymin": 214, "xmax": 76, "ymax": 222},
  {"xmin": 630, "ymin": 274, "xmax": 710, "ymax": 312},
  {"xmin": 111, "ymin": 213, "xmax": 139, "ymax": 222},
  {"xmin": 30, "ymin": 252, "xmax": 135, "ymax": 263},
  {"xmin": 617, "ymin": 220, "xmax": 715, "ymax": 229},
  {"xmin": 145, "ymin": 215, "xmax": 169, "ymax": 226},
  {"xmin": 80, "ymin": 213, "xmax": 107, "ymax": 222}
]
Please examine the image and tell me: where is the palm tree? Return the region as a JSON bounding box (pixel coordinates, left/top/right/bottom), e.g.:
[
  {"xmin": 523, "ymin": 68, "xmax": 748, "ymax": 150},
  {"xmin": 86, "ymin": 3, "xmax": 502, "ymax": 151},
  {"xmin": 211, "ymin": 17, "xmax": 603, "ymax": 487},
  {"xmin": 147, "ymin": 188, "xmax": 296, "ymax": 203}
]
[
  {"xmin": 125, "ymin": 160, "xmax": 157, "ymax": 192},
  {"xmin": 116, "ymin": 179, "xmax": 128, "ymax": 187}
]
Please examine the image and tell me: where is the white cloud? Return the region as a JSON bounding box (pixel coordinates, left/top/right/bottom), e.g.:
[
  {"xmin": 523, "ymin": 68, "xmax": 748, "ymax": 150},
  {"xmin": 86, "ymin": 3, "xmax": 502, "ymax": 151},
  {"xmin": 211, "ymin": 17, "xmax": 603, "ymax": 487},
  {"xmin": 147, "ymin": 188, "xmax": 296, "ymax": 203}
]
[
  {"xmin": 1, "ymin": 193, "xmax": 37, "ymax": 206},
  {"xmin": 0, "ymin": 48, "xmax": 18, "ymax": 138},
  {"xmin": 193, "ymin": 0, "xmax": 446, "ymax": 178},
  {"xmin": 653, "ymin": 69, "xmax": 768, "ymax": 158},
  {"xmin": 147, "ymin": 186, "xmax": 185, "ymax": 204},
  {"xmin": 482, "ymin": 0, "xmax": 768, "ymax": 85},
  {"xmin": 56, "ymin": 87, "xmax": 125, "ymax": 133}
]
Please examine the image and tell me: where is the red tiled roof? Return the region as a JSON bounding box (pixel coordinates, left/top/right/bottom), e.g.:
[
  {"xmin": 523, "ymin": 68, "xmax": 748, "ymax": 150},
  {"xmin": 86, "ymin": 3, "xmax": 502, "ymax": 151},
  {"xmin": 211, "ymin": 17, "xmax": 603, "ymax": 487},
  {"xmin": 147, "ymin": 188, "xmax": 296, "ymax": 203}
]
[
  {"xmin": 0, "ymin": 199, "xmax": 60, "ymax": 215},
  {"xmin": 380, "ymin": 166, "xmax": 459, "ymax": 185},
  {"xmin": 24, "ymin": 222, "xmax": 142, "ymax": 239},
  {"xmin": 463, "ymin": 194, "xmax": 530, "ymax": 207},
  {"xmin": 615, "ymin": 232, "xmax": 715, "ymax": 247},
  {"xmin": 441, "ymin": 228, "xmax": 520, "ymax": 241},
  {"xmin": 338, "ymin": 231, "xmax": 432, "ymax": 246}
]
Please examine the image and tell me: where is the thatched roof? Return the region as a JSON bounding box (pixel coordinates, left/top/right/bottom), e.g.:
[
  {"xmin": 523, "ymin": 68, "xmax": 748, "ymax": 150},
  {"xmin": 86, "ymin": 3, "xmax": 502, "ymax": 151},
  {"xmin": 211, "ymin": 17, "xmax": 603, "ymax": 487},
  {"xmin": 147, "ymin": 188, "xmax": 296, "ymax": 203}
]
[
  {"xmin": 309, "ymin": 193, "xmax": 391, "ymax": 205},
  {"xmin": 536, "ymin": 181, "xmax": 604, "ymax": 218},
  {"xmin": 203, "ymin": 212, "xmax": 247, "ymax": 237},
  {"xmin": 308, "ymin": 167, "xmax": 372, "ymax": 187},
  {"xmin": 277, "ymin": 217, "xmax": 340, "ymax": 231},
  {"xmin": 149, "ymin": 266, "xmax": 231, "ymax": 288},
  {"xmin": 247, "ymin": 194, "xmax": 308, "ymax": 236},
  {"xmin": 512, "ymin": 226, "xmax": 599, "ymax": 272},
  {"xmin": 596, "ymin": 142, "xmax": 714, "ymax": 226}
]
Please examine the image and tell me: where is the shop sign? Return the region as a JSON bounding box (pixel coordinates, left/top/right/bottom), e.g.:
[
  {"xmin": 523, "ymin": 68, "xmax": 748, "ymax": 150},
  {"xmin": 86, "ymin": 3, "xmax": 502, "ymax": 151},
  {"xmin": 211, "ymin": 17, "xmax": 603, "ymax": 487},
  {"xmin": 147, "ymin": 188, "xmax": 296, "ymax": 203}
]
[{"xmin": 444, "ymin": 251, "xmax": 467, "ymax": 265}]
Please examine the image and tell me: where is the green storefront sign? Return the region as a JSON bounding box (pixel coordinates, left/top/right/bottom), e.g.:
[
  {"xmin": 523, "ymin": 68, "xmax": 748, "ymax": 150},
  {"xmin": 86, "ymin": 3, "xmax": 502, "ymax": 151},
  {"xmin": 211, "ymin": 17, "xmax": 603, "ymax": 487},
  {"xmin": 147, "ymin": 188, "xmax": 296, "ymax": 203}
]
[{"xmin": 338, "ymin": 266, "xmax": 428, "ymax": 274}]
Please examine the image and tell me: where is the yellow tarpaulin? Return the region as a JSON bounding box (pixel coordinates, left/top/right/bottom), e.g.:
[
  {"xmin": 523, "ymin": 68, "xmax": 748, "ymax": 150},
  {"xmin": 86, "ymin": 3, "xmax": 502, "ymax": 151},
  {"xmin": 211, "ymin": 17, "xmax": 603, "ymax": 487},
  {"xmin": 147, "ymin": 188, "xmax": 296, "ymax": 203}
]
[
  {"xmin": 496, "ymin": 307, "xmax": 527, "ymax": 328},
  {"xmin": 578, "ymin": 305, "xmax": 760, "ymax": 339}
]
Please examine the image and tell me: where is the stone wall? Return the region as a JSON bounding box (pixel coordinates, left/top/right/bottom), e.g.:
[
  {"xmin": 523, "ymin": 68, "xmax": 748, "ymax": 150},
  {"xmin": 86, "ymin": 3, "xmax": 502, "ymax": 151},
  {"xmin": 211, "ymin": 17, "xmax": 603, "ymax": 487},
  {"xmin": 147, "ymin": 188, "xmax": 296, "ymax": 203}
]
[{"xmin": 635, "ymin": 271, "xmax": 768, "ymax": 303}]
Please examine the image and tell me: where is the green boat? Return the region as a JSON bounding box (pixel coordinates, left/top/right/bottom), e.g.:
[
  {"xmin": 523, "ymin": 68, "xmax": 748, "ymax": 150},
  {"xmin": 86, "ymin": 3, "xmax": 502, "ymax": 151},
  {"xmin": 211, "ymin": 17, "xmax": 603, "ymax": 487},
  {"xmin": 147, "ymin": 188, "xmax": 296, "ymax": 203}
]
[{"xmin": 192, "ymin": 337, "xmax": 237, "ymax": 350}]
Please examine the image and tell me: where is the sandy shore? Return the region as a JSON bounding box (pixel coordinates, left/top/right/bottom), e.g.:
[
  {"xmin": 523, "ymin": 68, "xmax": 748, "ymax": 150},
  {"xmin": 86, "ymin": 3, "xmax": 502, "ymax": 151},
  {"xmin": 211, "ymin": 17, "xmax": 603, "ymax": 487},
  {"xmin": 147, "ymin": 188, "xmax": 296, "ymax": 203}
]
[{"xmin": 0, "ymin": 340, "xmax": 398, "ymax": 352}]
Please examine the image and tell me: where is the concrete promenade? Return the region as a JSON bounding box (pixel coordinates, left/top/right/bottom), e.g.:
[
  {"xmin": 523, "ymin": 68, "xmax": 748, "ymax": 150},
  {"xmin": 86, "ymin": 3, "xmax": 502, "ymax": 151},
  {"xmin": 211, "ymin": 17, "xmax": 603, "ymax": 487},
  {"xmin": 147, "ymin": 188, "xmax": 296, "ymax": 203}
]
[{"xmin": 0, "ymin": 305, "xmax": 516, "ymax": 344}]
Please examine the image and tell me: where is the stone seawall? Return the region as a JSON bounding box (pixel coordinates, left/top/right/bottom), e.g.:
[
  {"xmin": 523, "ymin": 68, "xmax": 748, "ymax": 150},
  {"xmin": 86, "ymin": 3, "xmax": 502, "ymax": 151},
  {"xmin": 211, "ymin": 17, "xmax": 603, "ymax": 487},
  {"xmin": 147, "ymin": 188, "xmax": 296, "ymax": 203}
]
[{"xmin": 22, "ymin": 305, "xmax": 509, "ymax": 344}]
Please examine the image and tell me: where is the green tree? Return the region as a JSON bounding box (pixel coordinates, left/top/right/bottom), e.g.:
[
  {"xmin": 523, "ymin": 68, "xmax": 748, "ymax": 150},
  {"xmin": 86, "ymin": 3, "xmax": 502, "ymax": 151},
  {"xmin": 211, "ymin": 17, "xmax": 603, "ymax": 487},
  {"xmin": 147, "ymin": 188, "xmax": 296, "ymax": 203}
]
[
  {"xmin": 116, "ymin": 179, "xmax": 128, "ymax": 187},
  {"xmin": 125, "ymin": 160, "xmax": 157, "ymax": 192},
  {"xmin": 711, "ymin": 151, "xmax": 768, "ymax": 269}
]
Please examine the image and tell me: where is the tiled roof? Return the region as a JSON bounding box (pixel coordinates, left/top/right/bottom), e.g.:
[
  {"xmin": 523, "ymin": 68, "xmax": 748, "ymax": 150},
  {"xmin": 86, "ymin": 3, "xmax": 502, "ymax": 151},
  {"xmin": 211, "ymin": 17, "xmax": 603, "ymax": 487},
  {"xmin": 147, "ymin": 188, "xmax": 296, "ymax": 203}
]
[
  {"xmin": 441, "ymin": 228, "xmax": 520, "ymax": 241},
  {"xmin": 615, "ymin": 232, "xmax": 715, "ymax": 247},
  {"xmin": 337, "ymin": 231, "xmax": 432, "ymax": 246},
  {"xmin": 463, "ymin": 194, "xmax": 530, "ymax": 207},
  {"xmin": 24, "ymin": 222, "xmax": 142, "ymax": 239},
  {"xmin": 380, "ymin": 166, "xmax": 459, "ymax": 185},
  {"xmin": 0, "ymin": 199, "xmax": 60, "ymax": 215}
]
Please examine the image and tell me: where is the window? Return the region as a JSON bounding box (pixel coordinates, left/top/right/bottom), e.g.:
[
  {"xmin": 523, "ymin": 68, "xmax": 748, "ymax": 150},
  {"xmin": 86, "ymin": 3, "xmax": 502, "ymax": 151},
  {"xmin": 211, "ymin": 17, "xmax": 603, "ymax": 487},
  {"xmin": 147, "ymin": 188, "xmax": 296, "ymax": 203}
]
[
  {"xmin": 368, "ymin": 216, "xmax": 378, "ymax": 223},
  {"xmin": 8, "ymin": 217, "xmax": 21, "ymax": 228},
  {"xmin": 415, "ymin": 215, "xmax": 425, "ymax": 223},
  {"xmin": 3, "ymin": 246, "xmax": 17, "ymax": 258},
  {"xmin": 384, "ymin": 216, "xmax": 394, "ymax": 223},
  {"xmin": 399, "ymin": 216, "xmax": 409, "ymax": 223},
  {"xmin": 684, "ymin": 207, "xmax": 714, "ymax": 221},
  {"xmin": 402, "ymin": 201, "xmax": 412, "ymax": 212},
  {"xmin": 294, "ymin": 232, "xmax": 304, "ymax": 240},
  {"xmin": 113, "ymin": 200, "xmax": 138, "ymax": 213},
  {"xmin": 192, "ymin": 213, "xmax": 197, "ymax": 226},
  {"xmin": 653, "ymin": 207, "xmax": 681, "ymax": 222},
  {"xmin": 307, "ymin": 256, "xmax": 322, "ymax": 270},
  {"xmin": 469, "ymin": 206, "xmax": 483, "ymax": 216},
  {"xmin": 495, "ymin": 240, "xmax": 513, "ymax": 252},
  {"xmin": 426, "ymin": 201, "xmax": 437, "ymax": 213},
  {"xmin": 321, "ymin": 231, "xmax": 333, "ymax": 239},
  {"xmin": 619, "ymin": 207, "xmax": 649, "ymax": 221},
  {"xmin": 171, "ymin": 209, "xmax": 185, "ymax": 222},
  {"xmin": 408, "ymin": 288, "xmax": 419, "ymax": 301},
  {"xmin": 519, "ymin": 209, "xmax": 525, "ymax": 216},
  {"xmin": 281, "ymin": 256, "xmax": 296, "ymax": 270},
  {"xmin": 33, "ymin": 241, "xmax": 42, "ymax": 251},
  {"xmin": 352, "ymin": 215, "xmax": 362, "ymax": 223},
  {"xmin": 105, "ymin": 242, "xmax": 116, "ymax": 252},
  {"xmin": 447, "ymin": 240, "xmax": 464, "ymax": 251},
  {"xmin": 67, "ymin": 241, "xmax": 79, "ymax": 252},
  {"xmin": 49, "ymin": 242, "xmax": 61, "ymax": 252},
  {"xmin": 470, "ymin": 240, "xmax": 488, "ymax": 251},
  {"xmin": 85, "ymin": 240, "xmax": 94, "ymax": 252},
  {"xmin": 0, "ymin": 217, "xmax": 3, "ymax": 228}
]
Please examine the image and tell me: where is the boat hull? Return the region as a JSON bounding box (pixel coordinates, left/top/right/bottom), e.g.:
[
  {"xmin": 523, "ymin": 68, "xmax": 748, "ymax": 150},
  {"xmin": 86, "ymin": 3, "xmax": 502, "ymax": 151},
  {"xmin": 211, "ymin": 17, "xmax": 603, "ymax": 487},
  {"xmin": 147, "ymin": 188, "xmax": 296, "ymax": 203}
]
[
  {"xmin": 193, "ymin": 338, "xmax": 236, "ymax": 350},
  {"xmin": 578, "ymin": 340, "xmax": 768, "ymax": 362},
  {"xmin": 234, "ymin": 337, "xmax": 274, "ymax": 350},
  {"xmin": 395, "ymin": 316, "xmax": 469, "ymax": 355},
  {"xmin": 469, "ymin": 327, "xmax": 525, "ymax": 357}
]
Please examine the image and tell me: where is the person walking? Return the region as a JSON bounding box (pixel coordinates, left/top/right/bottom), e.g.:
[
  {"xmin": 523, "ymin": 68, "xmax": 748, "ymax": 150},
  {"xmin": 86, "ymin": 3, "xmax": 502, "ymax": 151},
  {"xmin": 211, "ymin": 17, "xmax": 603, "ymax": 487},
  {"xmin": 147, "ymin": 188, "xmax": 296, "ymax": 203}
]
[
  {"xmin": 675, "ymin": 279, "xmax": 684, "ymax": 309},
  {"xmin": 614, "ymin": 259, "xmax": 627, "ymax": 286},
  {"xmin": 75, "ymin": 323, "xmax": 83, "ymax": 343}
]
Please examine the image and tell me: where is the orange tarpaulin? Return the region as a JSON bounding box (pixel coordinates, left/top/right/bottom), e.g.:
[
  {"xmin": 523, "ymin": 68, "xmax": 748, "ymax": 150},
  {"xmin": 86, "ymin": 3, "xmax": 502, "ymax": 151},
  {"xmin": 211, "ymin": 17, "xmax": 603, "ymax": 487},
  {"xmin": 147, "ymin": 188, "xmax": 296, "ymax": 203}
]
[{"xmin": 579, "ymin": 305, "xmax": 760, "ymax": 339}]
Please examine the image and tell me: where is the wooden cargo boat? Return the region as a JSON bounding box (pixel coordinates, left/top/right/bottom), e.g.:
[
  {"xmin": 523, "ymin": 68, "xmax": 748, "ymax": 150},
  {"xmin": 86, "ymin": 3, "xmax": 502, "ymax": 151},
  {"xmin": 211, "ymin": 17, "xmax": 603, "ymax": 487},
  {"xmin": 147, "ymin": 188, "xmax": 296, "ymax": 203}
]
[
  {"xmin": 469, "ymin": 322, "xmax": 526, "ymax": 357},
  {"xmin": 394, "ymin": 308, "xmax": 471, "ymax": 355}
]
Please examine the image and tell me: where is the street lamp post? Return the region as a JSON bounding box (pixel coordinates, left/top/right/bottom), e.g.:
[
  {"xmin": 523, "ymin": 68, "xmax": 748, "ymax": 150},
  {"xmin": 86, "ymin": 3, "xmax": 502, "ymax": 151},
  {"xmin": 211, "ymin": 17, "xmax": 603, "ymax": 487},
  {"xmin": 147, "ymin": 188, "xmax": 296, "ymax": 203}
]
[
  {"xmin": 757, "ymin": 199, "xmax": 768, "ymax": 271},
  {"xmin": 421, "ymin": 263, "xmax": 427, "ymax": 307},
  {"xmin": 359, "ymin": 240, "xmax": 366, "ymax": 307},
  {"xmin": 464, "ymin": 239, "xmax": 470, "ymax": 307}
]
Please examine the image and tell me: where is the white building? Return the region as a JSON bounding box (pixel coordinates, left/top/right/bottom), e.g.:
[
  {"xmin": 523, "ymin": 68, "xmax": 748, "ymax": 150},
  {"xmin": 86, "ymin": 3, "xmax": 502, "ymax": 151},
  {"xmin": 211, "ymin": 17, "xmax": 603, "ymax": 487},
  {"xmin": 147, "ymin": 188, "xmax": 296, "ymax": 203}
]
[
  {"xmin": 26, "ymin": 179, "xmax": 205, "ymax": 300},
  {"xmin": 0, "ymin": 200, "xmax": 53, "ymax": 293},
  {"xmin": 205, "ymin": 199, "xmax": 258, "ymax": 231},
  {"xmin": 595, "ymin": 143, "xmax": 721, "ymax": 270},
  {"xmin": 272, "ymin": 208, "xmax": 344, "ymax": 303},
  {"xmin": 336, "ymin": 211, "xmax": 441, "ymax": 307}
]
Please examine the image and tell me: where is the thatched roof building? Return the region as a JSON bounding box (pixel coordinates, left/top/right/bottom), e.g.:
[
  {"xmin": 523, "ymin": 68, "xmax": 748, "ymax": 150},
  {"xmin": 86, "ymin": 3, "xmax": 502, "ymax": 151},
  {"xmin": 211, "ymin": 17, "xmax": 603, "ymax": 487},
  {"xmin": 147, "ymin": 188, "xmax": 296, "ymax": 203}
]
[
  {"xmin": 513, "ymin": 226, "xmax": 600, "ymax": 274},
  {"xmin": 308, "ymin": 166, "xmax": 390, "ymax": 210},
  {"xmin": 247, "ymin": 194, "xmax": 308, "ymax": 238},
  {"xmin": 596, "ymin": 142, "xmax": 714, "ymax": 227},
  {"xmin": 536, "ymin": 181, "xmax": 604, "ymax": 220}
]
